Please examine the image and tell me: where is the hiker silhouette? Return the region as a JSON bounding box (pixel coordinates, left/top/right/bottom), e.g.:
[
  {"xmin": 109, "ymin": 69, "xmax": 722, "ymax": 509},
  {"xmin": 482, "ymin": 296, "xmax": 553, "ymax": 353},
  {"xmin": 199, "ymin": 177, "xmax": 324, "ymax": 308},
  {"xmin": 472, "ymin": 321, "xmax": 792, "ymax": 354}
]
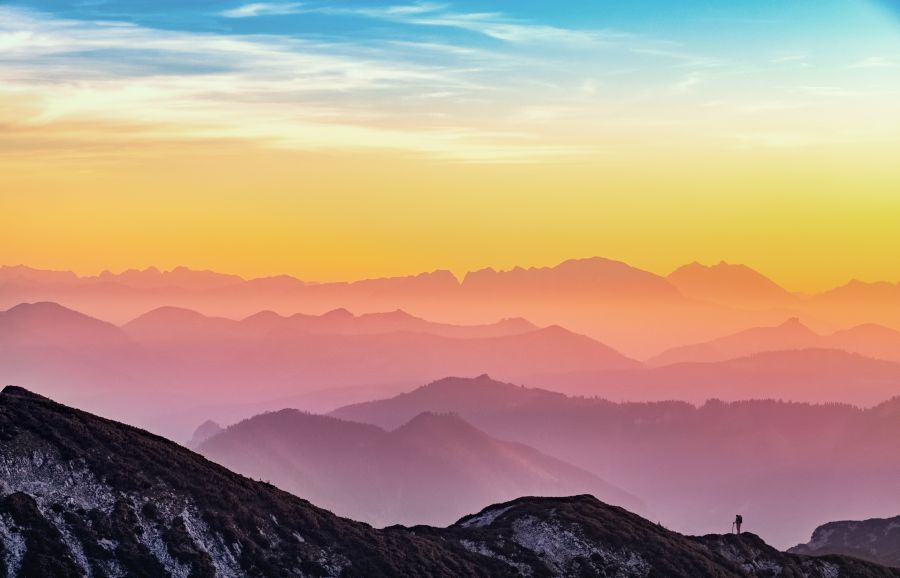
[{"xmin": 734, "ymin": 514, "xmax": 743, "ymax": 535}]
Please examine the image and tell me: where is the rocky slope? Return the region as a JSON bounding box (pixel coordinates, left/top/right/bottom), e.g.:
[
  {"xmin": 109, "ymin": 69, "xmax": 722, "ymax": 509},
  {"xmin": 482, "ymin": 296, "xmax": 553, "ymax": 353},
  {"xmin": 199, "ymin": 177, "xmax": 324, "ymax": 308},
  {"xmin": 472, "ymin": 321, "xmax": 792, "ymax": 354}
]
[
  {"xmin": 1, "ymin": 385, "xmax": 899, "ymax": 577},
  {"xmin": 443, "ymin": 497, "xmax": 900, "ymax": 578},
  {"xmin": 0, "ymin": 386, "xmax": 508, "ymax": 577},
  {"xmin": 790, "ymin": 515, "xmax": 900, "ymax": 567}
]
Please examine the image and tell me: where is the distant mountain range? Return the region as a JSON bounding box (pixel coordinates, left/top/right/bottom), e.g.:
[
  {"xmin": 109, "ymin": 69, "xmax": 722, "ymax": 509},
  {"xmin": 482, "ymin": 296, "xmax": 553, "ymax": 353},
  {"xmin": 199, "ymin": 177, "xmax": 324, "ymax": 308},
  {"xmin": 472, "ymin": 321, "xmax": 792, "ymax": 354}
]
[
  {"xmin": 650, "ymin": 317, "xmax": 900, "ymax": 365},
  {"xmin": 5, "ymin": 300, "xmax": 900, "ymax": 438},
  {"xmin": 333, "ymin": 375, "xmax": 900, "ymax": 549},
  {"xmin": 8, "ymin": 257, "xmax": 900, "ymax": 357},
  {"xmin": 666, "ymin": 261, "xmax": 799, "ymax": 309},
  {"xmin": 2, "ymin": 385, "xmax": 897, "ymax": 578},
  {"xmin": 790, "ymin": 514, "xmax": 900, "ymax": 568},
  {"xmin": 524, "ymin": 348, "xmax": 900, "ymax": 405},
  {"xmin": 0, "ymin": 302, "xmax": 636, "ymax": 438},
  {"xmin": 197, "ymin": 409, "xmax": 643, "ymax": 526},
  {"xmin": 124, "ymin": 305, "xmax": 540, "ymax": 343}
]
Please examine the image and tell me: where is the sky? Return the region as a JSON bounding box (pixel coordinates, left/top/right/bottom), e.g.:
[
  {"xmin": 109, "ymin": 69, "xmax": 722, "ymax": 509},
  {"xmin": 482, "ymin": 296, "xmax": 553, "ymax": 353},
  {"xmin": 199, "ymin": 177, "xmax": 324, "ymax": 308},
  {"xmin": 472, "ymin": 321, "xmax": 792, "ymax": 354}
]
[{"xmin": 2, "ymin": 0, "xmax": 899, "ymax": 292}]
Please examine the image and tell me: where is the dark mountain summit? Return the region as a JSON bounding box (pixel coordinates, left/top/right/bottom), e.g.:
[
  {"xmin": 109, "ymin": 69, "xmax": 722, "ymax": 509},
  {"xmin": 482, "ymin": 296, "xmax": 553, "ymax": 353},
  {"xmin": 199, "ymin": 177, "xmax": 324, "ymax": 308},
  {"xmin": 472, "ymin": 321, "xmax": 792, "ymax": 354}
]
[
  {"xmin": 1, "ymin": 385, "xmax": 899, "ymax": 577},
  {"xmin": 442, "ymin": 497, "xmax": 900, "ymax": 578}
]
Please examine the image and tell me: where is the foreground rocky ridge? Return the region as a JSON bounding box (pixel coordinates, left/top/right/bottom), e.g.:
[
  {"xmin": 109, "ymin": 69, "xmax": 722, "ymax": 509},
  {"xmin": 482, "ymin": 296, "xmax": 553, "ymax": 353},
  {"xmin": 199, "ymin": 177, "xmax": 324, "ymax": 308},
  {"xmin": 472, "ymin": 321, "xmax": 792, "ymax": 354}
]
[
  {"xmin": 439, "ymin": 498, "xmax": 900, "ymax": 578},
  {"xmin": 1, "ymin": 385, "xmax": 898, "ymax": 577},
  {"xmin": 0, "ymin": 386, "xmax": 505, "ymax": 577}
]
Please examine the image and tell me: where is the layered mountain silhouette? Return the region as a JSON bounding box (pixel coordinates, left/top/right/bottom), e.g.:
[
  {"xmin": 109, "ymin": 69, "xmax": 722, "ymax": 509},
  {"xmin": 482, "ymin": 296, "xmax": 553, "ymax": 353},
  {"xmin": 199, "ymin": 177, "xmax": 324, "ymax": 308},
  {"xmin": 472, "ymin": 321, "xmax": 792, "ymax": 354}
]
[
  {"xmin": 650, "ymin": 317, "xmax": 820, "ymax": 366},
  {"xmin": 651, "ymin": 317, "xmax": 900, "ymax": 365},
  {"xmin": 460, "ymin": 257, "xmax": 679, "ymax": 300},
  {"xmin": 7, "ymin": 258, "xmax": 900, "ymax": 357},
  {"xmin": 187, "ymin": 419, "xmax": 223, "ymax": 448},
  {"xmin": 0, "ymin": 303, "xmax": 154, "ymax": 408},
  {"xmin": 2, "ymin": 385, "xmax": 897, "ymax": 578},
  {"xmin": 0, "ymin": 302, "xmax": 126, "ymax": 349},
  {"xmin": 7, "ymin": 301, "xmax": 900, "ymax": 438},
  {"xmin": 526, "ymin": 348, "xmax": 900, "ymax": 406},
  {"xmin": 809, "ymin": 279, "xmax": 900, "ymax": 329},
  {"xmin": 790, "ymin": 515, "xmax": 900, "ymax": 568},
  {"xmin": 826, "ymin": 323, "xmax": 900, "ymax": 363},
  {"xmin": 124, "ymin": 305, "xmax": 539, "ymax": 344},
  {"xmin": 332, "ymin": 374, "xmax": 568, "ymax": 430},
  {"xmin": 0, "ymin": 259, "xmax": 810, "ymax": 357},
  {"xmin": 667, "ymin": 261, "xmax": 799, "ymax": 309},
  {"xmin": 5, "ymin": 263, "xmax": 900, "ymax": 564},
  {"xmin": 197, "ymin": 409, "xmax": 643, "ymax": 526},
  {"xmin": 334, "ymin": 375, "xmax": 900, "ymax": 548},
  {"xmin": 0, "ymin": 264, "xmax": 243, "ymax": 291},
  {"xmin": 0, "ymin": 302, "xmax": 636, "ymax": 438}
]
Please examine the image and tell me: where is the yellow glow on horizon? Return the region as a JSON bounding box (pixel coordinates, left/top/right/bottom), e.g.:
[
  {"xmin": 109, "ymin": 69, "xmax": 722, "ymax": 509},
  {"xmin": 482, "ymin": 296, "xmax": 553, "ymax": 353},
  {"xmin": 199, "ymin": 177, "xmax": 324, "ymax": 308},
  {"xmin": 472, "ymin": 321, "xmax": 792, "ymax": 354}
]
[
  {"xmin": 4, "ymin": 0, "xmax": 900, "ymax": 294},
  {"xmin": 3, "ymin": 130, "xmax": 900, "ymax": 294}
]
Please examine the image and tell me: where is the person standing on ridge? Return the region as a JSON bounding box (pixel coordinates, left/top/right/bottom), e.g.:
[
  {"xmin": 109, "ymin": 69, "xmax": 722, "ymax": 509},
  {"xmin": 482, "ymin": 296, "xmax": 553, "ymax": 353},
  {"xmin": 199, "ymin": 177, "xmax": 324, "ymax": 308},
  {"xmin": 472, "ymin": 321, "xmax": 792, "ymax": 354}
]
[{"xmin": 734, "ymin": 514, "xmax": 743, "ymax": 535}]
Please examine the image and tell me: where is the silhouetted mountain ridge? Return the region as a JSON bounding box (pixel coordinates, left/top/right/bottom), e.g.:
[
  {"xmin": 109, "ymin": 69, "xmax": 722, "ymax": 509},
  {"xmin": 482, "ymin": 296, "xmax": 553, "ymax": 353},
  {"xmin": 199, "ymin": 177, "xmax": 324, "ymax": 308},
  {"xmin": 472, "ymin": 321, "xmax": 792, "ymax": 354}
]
[
  {"xmin": 334, "ymin": 375, "xmax": 900, "ymax": 548},
  {"xmin": 651, "ymin": 316, "xmax": 900, "ymax": 366},
  {"xmin": 0, "ymin": 302, "xmax": 127, "ymax": 348},
  {"xmin": 6, "ymin": 259, "xmax": 900, "ymax": 356},
  {"xmin": 198, "ymin": 406, "xmax": 643, "ymax": 526},
  {"xmin": 667, "ymin": 261, "xmax": 797, "ymax": 308},
  {"xmin": 525, "ymin": 347, "xmax": 900, "ymax": 406},
  {"xmin": 1, "ymin": 302, "xmax": 634, "ymax": 438}
]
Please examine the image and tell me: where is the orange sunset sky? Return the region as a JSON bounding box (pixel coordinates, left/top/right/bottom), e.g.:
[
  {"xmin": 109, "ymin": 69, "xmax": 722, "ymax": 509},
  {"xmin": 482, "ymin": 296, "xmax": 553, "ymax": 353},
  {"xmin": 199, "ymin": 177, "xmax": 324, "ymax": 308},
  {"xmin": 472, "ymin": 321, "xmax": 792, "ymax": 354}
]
[{"xmin": 2, "ymin": 0, "xmax": 900, "ymax": 292}]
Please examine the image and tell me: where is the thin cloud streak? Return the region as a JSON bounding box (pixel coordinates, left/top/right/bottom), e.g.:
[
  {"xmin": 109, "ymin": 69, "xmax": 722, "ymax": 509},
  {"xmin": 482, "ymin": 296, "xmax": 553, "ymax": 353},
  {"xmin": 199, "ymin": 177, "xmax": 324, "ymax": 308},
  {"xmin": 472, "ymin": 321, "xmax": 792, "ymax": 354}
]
[
  {"xmin": 2, "ymin": 2, "xmax": 897, "ymax": 161},
  {"xmin": 221, "ymin": 3, "xmax": 305, "ymax": 18},
  {"xmin": 307, "ymin": 2, "xmax": 681, "ymax": 51},
  {"xmin": 1, "ymin": 6, "xmax": 596, "ymax": 162},
  {"xmin": 850, "ymin": 56, "xmax": 897, "ymax": 68}
]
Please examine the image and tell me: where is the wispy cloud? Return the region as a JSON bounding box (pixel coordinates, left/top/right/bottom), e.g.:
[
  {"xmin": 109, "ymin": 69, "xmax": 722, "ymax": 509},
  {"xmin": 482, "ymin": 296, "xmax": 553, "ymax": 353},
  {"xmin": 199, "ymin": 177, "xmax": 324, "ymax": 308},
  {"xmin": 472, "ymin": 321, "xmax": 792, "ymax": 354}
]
[
  {"xmin": 221, "ymin": 2, "xmax": 304, "ymax": 19},
  {"xmin": 380, "ymin": 2, "xmax": 449, "ymax": 16},
  {"xmin": 307, "ymin": 2, "xmax": 644, "ymax": 47},
  {"xmin": 673, "ymin": 71, "xmax": 704, "ymax": 93},
  {"xmin": 0, "ymin": 6, "xmax": 597, "ymax": 162},
  {"xmin": 3, "ymin": 2, "xmax": 895, "ymax": 163},
  {"xmin": 849, "ymin": 56, "xmax": 896, "ymax": 68}
]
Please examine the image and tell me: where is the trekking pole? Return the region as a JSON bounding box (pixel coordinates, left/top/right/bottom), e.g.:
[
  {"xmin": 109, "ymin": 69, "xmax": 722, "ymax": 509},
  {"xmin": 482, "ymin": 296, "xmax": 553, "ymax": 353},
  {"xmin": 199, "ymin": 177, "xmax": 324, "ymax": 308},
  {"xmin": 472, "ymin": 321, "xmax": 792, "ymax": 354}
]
[{"xmin": 730, "ymin": 522, "xmax": 735, "ymax": 534}]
